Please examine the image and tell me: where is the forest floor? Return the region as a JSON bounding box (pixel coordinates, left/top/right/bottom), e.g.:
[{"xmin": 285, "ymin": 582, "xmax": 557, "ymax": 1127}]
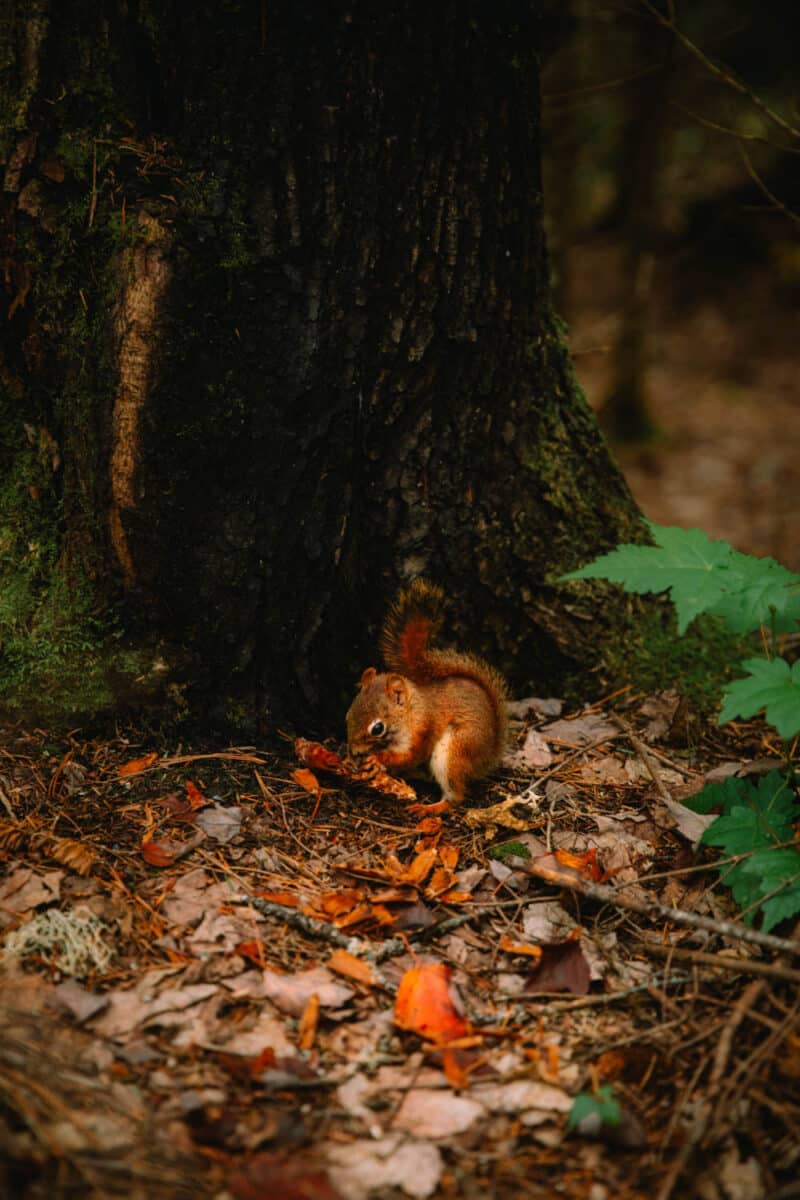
[
  {"xmin": 1, "ymin": 694, "xmax": 799, "ymax": 1200},
  {"xmin": 2, "ymin": 246, "xmax": 800, "ymax": 1200}
]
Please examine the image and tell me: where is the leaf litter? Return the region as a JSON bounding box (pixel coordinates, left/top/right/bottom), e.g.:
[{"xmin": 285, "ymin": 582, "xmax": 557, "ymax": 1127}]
[{"xmin": 0, "ymin": 697, "xmax": 798, "ymax": 1199}]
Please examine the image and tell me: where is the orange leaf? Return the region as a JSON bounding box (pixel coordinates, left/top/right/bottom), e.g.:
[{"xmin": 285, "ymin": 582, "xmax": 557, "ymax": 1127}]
[
  {"xmin": 185, "ymin": 780, "xmax": 207, "ymax": 810},
  {"xmin": 298, "ymin": 993, "xmax": 320, "ymax": 1051},
  {"xmin": 254, "ymin": 891, "xmax": 299, "ymax": 907},
  {"xmin": 554, "ymin": 847, "xmax": 602, "ymax": 881},
  {"xmin": 319, "ymin": 889, "xmax": 364, "ymax": 918},
  {"xmin": 118, "ymin": 752, "xmax": 158, "ymax": 778},
  {"xmin": 141, "ymin": 838, "xmax": 179, "ymax": 867},
  {"xmin": 439, "ymin": 889, "xmax": 473, "ymax": 904},
  {"xmin": 425, "ymin": 867, "xmax": 455, "ymax": 898},
  {"xmin": 415, "ymin": 817, "xmax": 443, "ymax": 836},
  {"xmin": 500, "ymin": 933, "xmax": 543, "ymax": 960},
  {"xmin": 394, "ymin": 963, "xmax": 471, "ymax": 1043},
  {"xmin": 439, "ymin": 844, "xmax": 459, "ymax": 871},
  {"xmin": 141, "ymin": 832, "xmax": 203, "ymax": 867},
  {"xmin": 327, "ymin": 949, "xmax": 377, "ymax": 986},
  {"xmin": 292, "ymin": 767, "xmax": 321, "ymax": 796},
  {"xmin": 235, "ymin": 940, "xmax": 266, "ymax": 966}
]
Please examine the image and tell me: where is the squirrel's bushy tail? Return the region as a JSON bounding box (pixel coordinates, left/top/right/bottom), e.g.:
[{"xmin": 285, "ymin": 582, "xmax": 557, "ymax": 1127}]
[{"xmin": 380, "ymin": 579, "xmax": 446, "ymax": 680}]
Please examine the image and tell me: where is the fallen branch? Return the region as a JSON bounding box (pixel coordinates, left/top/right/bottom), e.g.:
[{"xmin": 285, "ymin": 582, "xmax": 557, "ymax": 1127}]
[
  {"xmin": 524, "ymin": 858, "xmax": 800, "ymax": 958},
  {"xmin": 639, "ymin": 942, "xmax": 800, "ymax": 985}
]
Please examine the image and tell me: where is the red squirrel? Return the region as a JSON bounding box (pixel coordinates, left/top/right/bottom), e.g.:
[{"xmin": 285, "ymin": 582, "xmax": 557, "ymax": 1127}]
[{"xmin": 346, "ymin": 579, "xmax": 508, "ymax": 815}]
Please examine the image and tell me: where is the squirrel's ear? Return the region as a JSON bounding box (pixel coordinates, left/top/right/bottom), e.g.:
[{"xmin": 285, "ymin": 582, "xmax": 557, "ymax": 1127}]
[
  {"xmin": 359, "ymin": 667, "xmax": 377, "ymax": 689},
  {"xmin": 386, "ymin": 674, "xmax": 408, "ymax": 705}
]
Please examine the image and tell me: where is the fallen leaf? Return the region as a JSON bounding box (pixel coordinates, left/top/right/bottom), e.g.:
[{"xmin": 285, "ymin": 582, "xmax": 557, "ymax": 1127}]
[
  {"xmin": 554, "ymin": 847, "xmax": 602, "ymax": 881},
  {"xmin": 524, "ymin": 940, "xmax": 591, "ymax": 995},
  {"xmin": 662, "ymin": 797, "xmax": 717, "ymax": 845},
  {"xmin": 262, "ymin": 967, "xmax": 354, "ymax": 1017},
  {"xmin": 298, "ymin": 993, "xmax": 320, "ymax": 1051},
  {"xmin": 541, "ymin": 713, "xmax": 619, "ymax": 747},
  {"xmin": 0, "ymin": 867, "xmax": 63, "ymax": 917},
  {"xmin": 118, "ymin": 752, "xmax": 159, "ymax": 778},
  {"xmin": 318, "ymin": 890, "xmax": 364, "ymax": 918},
  {"xmin": 506, "ymin": 727, "xmax": 553, "ymax": 770},
  {"xmin": 40, "ymin": 836, "xmax": 97, "ymax": 877},
  {"xmin": 255, "ymin": 891, "xmax": 300, "ymax": 906},
  {"xmin": 235, "ymin": 940, "xmax": 266, "ymax": 966},
  {"xmin": 394, "ymin": 963, "xmax": 471, "ymax": 1043},
  {"xmin": 326, "ymin": 1135, "xmax": 442, "ymax": 1200},
  {"xmin": 327, "ymin": 949, "xmax": 377, "ymax": 987},
  {"xmin": 464, "ymin": 794, "xmax": 537, "ymax": 837},
  {"xmin": 194, "ymin": 804, "xmax": 242, "ymax": 843},
  {"xmin": 230, "ymin": 1152, "xmax": 342, "ymax": 1200},
  {"xmin": 500, "ymin": 933, "xmax": 543, "ymax": 960},
  {"xmin": 185, "ymin": 780, "xmax": 207, "ymax": 810},
  {"xmin": 393, "ymin": 1087, "xmax": 484, "ymax": 1138},
  {"xmin": 292, "ymin": 767, "xmax": 322, "ymax": 797},
  {"xmin": 141, "ymin": 833, "xmax": 204, "ymax": 867}
]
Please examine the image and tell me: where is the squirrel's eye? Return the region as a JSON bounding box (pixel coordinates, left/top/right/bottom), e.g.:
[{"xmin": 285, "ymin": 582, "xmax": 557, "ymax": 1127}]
[{"xmin": 369, "ymin": 719, "xmax": 386, "ymax": 737}]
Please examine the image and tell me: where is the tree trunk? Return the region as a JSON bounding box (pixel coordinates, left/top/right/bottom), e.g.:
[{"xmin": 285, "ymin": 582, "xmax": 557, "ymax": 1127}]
[{"xmin": 1, "ymin": 0, "xmax": 645, "ymax": 730}]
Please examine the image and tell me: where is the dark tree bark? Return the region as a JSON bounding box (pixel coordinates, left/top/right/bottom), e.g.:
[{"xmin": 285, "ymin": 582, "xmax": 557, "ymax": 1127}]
[{"xmin": 0, "ymin": 1, "xmax": 645, "ymax": 730}]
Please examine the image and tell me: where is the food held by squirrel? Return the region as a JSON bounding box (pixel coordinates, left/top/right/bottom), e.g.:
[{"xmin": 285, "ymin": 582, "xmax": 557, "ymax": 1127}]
[{"xmin": 346, "ymin": 579, "xmax": 508, "ymax": 815}]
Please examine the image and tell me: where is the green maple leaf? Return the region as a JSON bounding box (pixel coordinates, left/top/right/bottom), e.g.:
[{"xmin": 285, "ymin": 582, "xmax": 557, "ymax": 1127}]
[
  {"xmin": 719, "ymin": 657, "xmax": 800, "ymax": 740},
  {"xmin": 562, "ymin": 524, "xmax": 732, "ymax": 633},
  {"xmin": 706, "ymin": 553, "xmax": 800, "ymax": 633},
  {"xmin": 562, "ymin": 523, "xmax": 800, "ymax": 636},
  {"xmin": 692, "ymin": 773, "xmax": 800, "ymax": 930},
  {"xmin": 760, "ymin": 885, "xmax": 800, "ymax": 934}
]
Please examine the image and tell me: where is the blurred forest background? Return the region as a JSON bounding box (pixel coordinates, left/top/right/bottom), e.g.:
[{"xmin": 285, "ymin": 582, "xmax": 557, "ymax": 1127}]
[{"xmin": 541, "ymin": 0, "xmax": 798, "ymax": 570}]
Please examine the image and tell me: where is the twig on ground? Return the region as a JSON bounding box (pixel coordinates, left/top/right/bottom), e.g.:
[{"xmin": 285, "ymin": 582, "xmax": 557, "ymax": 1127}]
[
  {"xmin": 612, "ymin": 715, "xmax": 675, "ymax": 804},
  {"xmin": 524, "ymin": 858, "xmax": 800, "ymax": 957},
  {"xmin": 640, "ymin": 943, "xmax": 800, "ymax": 985}
]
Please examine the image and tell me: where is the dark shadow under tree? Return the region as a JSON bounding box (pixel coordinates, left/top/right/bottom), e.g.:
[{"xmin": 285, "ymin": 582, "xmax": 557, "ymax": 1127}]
[{"xmin": 0, "ymin": 0, "xmax": 646, "ymax": 731}]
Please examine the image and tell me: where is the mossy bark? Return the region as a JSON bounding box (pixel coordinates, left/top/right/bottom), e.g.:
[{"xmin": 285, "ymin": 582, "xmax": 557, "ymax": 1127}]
[{"xmin": 1, "ymin": 0, "xmax": 646, "ymax": 730}]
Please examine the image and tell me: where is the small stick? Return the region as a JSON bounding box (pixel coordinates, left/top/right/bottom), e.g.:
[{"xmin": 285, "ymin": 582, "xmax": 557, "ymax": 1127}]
[
  {"xmin": 523, "ymin": 859, "xmax": 800, "ymax": 958},
  {"xmin": 640, "ymin": 942, "xmax": 800, "ymax": 986}
]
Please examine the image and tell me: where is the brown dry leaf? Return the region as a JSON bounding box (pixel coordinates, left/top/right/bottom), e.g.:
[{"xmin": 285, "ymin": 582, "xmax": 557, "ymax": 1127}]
[
  {"xmin": 0, "ymin": 820, "xmax": 28, "ymax": 852},
  {"xmin": 298, "ymin": 993, "xmax": 320, "ymax": 1051},
  {"xmin": 439, "ymin": 889, "xmax": 473, "ymax": 904},
  {"xmin": 118, "ymin": 752, "xmax": 159, "ymax": 777},
  {"xmin": 262, "ymin": 966, "xmax": 354, "ymax": 1017},
  {"xmin": 506, "ymin": 727, "xmax": 553, "ymax": 770},
  {"xmin": 394, "ymin": 963, "xmax": 471, "ymax": 1044},
  {"xmin": 500, "ymin": 933, "xmax": 543, "ymax": 960},
  {"xmin": 464, "ymin": 795, "xmax": 532, "ymax": 836},
  {"xmin": 41, "ymin": 835, "xmax": 98, "ymax": 877},
  {"xmin": 325, "ymin": 1136, "xmax": 442, "ymax": 1200},
  {"xmin": 327, "ymin": 949, "xmax": 377, "ymax": 987},
  {"xmin": 154, "ymin": 792, "xmax": 196, "ymax": 821},
  {"xmin": 393, "ymin": 1086, "xmax": 483, "ymax": 1138},
  {"xmin": 141, "ymin": 832, "xmax": 204, "ymax": 867},
  {"xmin": 541, "ymin": 713, "xmax": 619, "ymax": 747},
  {"xmin": 230, "ymin": 1151, "xmax": 342, "ymax": 1200},
  {"xmin": 524, "ymin": 940, "xmax": 591, "ymax": 995},
  {"xmin": 0, "ymin": 866, "xmax": 63, "ymax": 916}
]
